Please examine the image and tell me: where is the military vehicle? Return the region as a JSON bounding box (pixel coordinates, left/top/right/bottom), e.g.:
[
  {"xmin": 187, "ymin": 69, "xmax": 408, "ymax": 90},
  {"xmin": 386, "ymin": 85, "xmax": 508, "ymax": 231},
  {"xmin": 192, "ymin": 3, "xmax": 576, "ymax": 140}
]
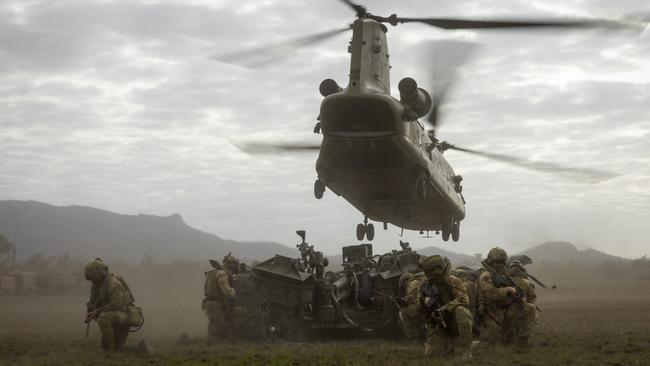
[
  {"xmin": 252, "ymin": 231, "xmax": 422, "ymax": 339},
  {"xmin": 221, "ymin": 0, "xmax": 635, "ymax": 242}
]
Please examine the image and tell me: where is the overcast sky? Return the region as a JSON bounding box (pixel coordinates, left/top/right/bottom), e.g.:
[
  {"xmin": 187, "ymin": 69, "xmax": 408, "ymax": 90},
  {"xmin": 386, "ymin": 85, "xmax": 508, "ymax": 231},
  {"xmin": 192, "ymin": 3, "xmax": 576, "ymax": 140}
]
[{"xmin": 1, "ymin": 0, "xmax": 649, "ymax": 259}]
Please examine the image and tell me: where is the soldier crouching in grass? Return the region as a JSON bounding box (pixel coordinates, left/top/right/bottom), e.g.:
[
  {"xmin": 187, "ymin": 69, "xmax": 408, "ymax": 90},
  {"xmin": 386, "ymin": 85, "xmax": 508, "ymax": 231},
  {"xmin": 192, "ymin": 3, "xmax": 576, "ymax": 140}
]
[
  {"xmin": 84, "ymin": 258, "xmax": 144, "ymax": 354},
  {"xmin": 418, "ymin": 255, "xmax": 474, "ymax": 360},
  {"xmin": 477, "ymin": 247, "xmax": 537, "ymax": 349}
]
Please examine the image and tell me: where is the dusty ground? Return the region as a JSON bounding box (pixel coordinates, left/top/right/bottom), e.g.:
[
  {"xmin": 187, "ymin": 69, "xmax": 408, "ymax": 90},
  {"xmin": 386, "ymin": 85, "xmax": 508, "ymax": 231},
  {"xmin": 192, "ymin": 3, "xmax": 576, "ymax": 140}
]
[{"xmin": 1, "ymin": 280, "xmax": 649, "ymax": 365}]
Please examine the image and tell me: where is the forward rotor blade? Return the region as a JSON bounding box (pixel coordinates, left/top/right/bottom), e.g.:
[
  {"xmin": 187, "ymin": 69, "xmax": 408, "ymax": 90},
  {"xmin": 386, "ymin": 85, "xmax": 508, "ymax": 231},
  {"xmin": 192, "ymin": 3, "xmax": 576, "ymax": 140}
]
[
  {"xmin": 339, "ymin": 0, "xmax": 367, "ymax": 18},
  {"xmin": 394, "ymin": 16, "xmax": 642, "ymax": 31},
  {"xmin": 445, "ymin": 144, "xmax": 619, "ymax": 183},
  {"xmin": 212, "ymin": 27, "xmax": 351, "ymax": 67},
  {"xmin": 232, "ymin": 141, "xmax": 320, "ymax": 154}
]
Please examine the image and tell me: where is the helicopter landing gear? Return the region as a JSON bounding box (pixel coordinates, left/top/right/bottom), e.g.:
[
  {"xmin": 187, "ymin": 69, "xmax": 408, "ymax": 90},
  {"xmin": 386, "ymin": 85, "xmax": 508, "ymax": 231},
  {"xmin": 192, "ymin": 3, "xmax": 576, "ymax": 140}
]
[
  {"xmin": 441, "ymin": 221, "xmax": 460, "ymax": 242},
  {"xmin": 451, "ymin": 221, "xmax": 460, "ymax": 242},
  {"xmin": 314, "ymin": 179, "xmax": 325, "ymax": 199},
  {"xmin": 356, "ymin": 217, "xmax": 375, "ymax": 241},
  {"xmin": 441, "ymin": 225, "xmax": 451, "ymax": 242}
]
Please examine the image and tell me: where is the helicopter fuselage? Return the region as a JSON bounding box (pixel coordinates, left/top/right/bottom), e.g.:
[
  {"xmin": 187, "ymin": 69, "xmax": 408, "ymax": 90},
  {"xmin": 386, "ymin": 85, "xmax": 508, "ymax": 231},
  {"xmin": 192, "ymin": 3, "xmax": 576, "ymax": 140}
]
[{"xmin": 316, "ymin": 18, "xmax": 465, "ymax": 234}]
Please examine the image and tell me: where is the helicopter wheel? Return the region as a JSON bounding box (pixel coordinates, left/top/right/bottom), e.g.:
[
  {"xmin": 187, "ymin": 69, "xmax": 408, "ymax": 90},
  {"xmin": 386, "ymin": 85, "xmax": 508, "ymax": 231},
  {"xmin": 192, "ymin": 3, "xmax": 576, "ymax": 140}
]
[
  {"xmin": 451, "ymin": 222, "xmax": 460, "ymax": 242},
  {"xmin": 365, "ymin": 223, "xmax": 375, "ymax": 241},
  {"xmin": 441, "ymin": 225, "xmax": 451, "ymax": 242},
  {"xmin": 314, "ymin": 179, "xmax": 325, "ymax": 199},
  {"xmin": 356, "ymin": 223, "xmax": 366, "ymax": 241}
]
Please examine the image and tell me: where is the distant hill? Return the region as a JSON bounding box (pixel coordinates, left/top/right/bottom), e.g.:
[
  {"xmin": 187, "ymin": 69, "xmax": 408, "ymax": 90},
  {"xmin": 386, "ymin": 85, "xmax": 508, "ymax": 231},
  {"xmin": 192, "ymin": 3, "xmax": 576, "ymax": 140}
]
[
  {"xmin": 519, "ymin": 241, "xmax": 628, "ymax": 265},
  {"xmin": 415, "ymin": 246, "xmax": 479, "ymax": 265},
  {"xmin": 0, "ymin": 200, "xmax": 296, "ymax": 263}
]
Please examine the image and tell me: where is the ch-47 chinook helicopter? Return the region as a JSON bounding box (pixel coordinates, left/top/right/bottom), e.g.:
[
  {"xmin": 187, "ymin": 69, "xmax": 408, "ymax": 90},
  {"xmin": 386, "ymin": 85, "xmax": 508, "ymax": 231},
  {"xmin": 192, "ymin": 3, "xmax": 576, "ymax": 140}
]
[{"xmin": 219, "ymin": 0, "xmax": 641, "ymax": 242}]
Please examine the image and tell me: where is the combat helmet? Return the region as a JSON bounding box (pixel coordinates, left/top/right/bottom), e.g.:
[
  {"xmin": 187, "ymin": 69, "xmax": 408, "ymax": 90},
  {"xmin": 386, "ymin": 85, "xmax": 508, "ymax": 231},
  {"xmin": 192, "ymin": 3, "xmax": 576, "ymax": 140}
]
[
  {"xmin": 487, "ymin": 247, "xmax": 508, "ymax": 264},
  {"xmin": 222, "ymin": 252, "xmax": 240, "ymax": 274},
  {"xmin": 420, "ymin": 255, "xmax": 451, "ymax": 283},
  {"xmin": 508, "ymin": 260, "xmax": 528, "ymax": 278},
  {"xmin": 84, "ymin": 257, "xmax": 108, "ymax": 282}
]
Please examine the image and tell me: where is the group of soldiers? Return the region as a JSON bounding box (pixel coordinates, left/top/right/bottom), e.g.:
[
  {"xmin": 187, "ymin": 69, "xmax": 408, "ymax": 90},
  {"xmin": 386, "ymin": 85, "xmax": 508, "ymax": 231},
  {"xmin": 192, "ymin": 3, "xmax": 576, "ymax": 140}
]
[
  {"xmin": 398, "ymin": 247, "xmax": 538, "ymax": 360},
  {"xmin": 82, "ymin": 247, "xmax": 538, "ymax": 360}
]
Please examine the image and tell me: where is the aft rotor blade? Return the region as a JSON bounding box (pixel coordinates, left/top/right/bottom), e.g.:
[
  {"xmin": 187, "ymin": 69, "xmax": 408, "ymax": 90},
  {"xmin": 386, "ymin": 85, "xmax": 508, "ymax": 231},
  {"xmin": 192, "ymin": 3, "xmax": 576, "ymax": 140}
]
[
  {"xmin": 423, "ymin": 40, "xmax": 480, "ymax": 133},
  {"xmin": 232, "ymin": 141, "xmax": 321, "ymax": 154},
  {"xmin": 446, "ymin": 144, "xmax": 619, "ymax": 183},
  {"xmin": 394, "ymin": 16, "xmax": 642, "ymax": 31},
  {"xmin": 212, "ymin": 27, "xmax": 351, "ymax": 67}
]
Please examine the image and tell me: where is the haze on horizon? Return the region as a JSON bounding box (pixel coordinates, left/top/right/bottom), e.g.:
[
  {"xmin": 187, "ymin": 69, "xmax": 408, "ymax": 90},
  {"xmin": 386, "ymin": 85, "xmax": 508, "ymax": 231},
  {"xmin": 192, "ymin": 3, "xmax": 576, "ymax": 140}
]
[{"xmin": 1, "ymin": 0, "xmax": 649, "ymax": 259}]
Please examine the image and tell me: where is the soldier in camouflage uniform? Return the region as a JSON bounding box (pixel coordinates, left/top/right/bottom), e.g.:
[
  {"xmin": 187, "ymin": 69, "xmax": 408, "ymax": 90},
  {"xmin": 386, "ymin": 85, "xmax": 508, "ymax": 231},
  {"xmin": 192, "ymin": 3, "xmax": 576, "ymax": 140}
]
[
  {"xmin": 478, "ymin": 247, "xmax": 537, "ymax": 348},
  {"xmin": 508, "ymin": 260, "xmax": 538, "ymax": 323},
  {"xmin": 450, "ymin": 268, "xmax": 480, "ymax": 318},
  {"xmin": 418, "ymin": 255, "xmax": 473, "ymax": 360},
  {"xmin": 202, "ymin": 253, "xmax": 247, "ymax": 342},
  {"xmin": 398, "ymin": 272, "xmax": 426, "ymax": 339},
  {"xmin": 508, "ymin": 260, "xmax": 537, "ymax": 305},
  {"xmin": 84, "ymin": 258, "xmax": 142, "ymax": 352},
  {"xmin": 231, "ymin": 262, "xmax": 261, "ymax": 339}
]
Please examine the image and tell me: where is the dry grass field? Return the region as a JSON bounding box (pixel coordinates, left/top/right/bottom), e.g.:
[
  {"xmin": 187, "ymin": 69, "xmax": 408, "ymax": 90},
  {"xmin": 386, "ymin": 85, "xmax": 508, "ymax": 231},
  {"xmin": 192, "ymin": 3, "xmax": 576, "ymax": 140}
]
[{"xmin": 1, "ymin": 280, "xmax": 649, "ymax": 366}]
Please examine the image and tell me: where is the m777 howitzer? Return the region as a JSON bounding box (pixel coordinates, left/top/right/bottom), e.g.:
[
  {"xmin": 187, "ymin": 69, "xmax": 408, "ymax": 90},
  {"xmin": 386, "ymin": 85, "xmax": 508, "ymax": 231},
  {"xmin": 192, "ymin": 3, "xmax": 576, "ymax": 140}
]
[{"xmin": 252, "ymin": 232, "xmax": 422, "ymax": 340}]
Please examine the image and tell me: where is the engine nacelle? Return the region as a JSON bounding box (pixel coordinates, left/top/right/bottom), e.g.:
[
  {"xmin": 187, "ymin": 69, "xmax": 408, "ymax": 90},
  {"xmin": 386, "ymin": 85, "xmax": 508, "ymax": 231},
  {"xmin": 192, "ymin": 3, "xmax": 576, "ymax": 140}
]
[
  {"xmin": 319, "ymin": 78, "xmax": 342, "ymax": 97},
  {"xmin": 398, "ymin": 77, "xmax": 432, "ymax": 120}
]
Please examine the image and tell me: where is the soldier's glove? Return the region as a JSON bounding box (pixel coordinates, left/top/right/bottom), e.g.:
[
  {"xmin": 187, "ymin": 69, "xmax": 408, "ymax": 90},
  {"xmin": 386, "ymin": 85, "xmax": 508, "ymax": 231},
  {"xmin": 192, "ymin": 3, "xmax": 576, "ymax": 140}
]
[
  {"xmin": 85, "ymin": 310, "xmax": 98, "ymax": 323},
  {"xmin": 437, "ymin": 303, "xmax": 451, "ymax": 313},
  {"xmin": 424, "ymin": 297, "xmax": 433, "ymax": 307}
]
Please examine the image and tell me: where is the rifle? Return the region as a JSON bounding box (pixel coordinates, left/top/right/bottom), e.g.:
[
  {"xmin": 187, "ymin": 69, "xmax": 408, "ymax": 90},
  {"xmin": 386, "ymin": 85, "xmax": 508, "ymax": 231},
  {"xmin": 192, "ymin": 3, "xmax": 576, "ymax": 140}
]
[
  {"xmin": 491, "ymin": 272, "xmax": 525, "ymax": 301},
  {"xmin": 419, "ymin": 282, "xmax": 447, "ymax": 330},
  {"xmin": 84, "ymin": 286, "xmax": 99, "ymax": 337}
]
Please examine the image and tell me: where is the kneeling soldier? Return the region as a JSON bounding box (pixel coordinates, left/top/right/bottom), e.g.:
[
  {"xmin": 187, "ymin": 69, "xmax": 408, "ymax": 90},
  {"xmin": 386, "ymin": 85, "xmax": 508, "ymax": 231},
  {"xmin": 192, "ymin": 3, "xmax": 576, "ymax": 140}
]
[
  {"xmin": 419, "ymin": 255, "xmax": 473, "ymax": 360},
  {"xmin": 478, "ymin": 247, "xmax": 537, "ymax": 348},
  {"xmin": 84, "ymin": 258, "xmax": 143, "ymax": 352}
]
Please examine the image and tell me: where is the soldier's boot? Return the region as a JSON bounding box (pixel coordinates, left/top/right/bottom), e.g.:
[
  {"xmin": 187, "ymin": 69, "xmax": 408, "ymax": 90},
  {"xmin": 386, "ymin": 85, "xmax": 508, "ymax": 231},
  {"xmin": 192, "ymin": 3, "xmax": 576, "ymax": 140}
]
[
  {"xmin": 136, "ymin": 340, "xmax": 154, "ymax": 356},
  {"xmin": 114, "ymin": 328, "xmax": 129, "ymax": 350}
]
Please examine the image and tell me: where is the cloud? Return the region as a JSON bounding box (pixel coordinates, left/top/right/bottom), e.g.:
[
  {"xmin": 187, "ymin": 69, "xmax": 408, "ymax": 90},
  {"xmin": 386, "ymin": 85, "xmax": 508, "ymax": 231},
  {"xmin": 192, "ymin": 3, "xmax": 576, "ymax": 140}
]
[{"xmin": 0, "ymin": 0, "xmax": 648, "ymax": 259}]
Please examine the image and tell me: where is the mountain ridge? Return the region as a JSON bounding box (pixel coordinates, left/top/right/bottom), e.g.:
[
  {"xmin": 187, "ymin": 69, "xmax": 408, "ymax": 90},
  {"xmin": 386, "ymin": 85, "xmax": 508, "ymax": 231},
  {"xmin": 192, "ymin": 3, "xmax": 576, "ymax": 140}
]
[
  {"xmin": 0, "ymin": 200, "xmax": 296, "ymax": 263},
  {"xmin": 0, "ymin": 200, "xmax": 632, "ymax": 265}
]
